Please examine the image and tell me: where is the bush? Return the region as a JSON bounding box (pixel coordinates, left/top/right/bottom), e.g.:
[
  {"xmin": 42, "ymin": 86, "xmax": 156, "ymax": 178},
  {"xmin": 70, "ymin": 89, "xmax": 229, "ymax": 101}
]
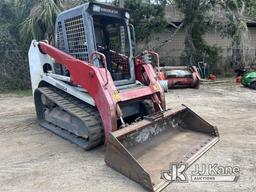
[{"xmin": 0, "ymin": 24, "xmax": 30, "ymax": 92}]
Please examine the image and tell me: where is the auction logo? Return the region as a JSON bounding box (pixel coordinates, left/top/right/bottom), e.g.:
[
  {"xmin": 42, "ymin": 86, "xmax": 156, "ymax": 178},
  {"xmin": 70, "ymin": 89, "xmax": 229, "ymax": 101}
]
[
  {"xmin": 161, "ymin": 163, "xmax": 188, "ymax": 182},
  {"xmin": 161, "ymin": 163, "xmax": 240, "ymax": 183}
]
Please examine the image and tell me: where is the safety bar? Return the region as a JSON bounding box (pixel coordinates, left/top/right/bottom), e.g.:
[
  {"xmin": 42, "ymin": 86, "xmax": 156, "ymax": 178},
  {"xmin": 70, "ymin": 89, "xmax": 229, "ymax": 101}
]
[
  {"xmin": 145, "ymin": 50, "xmax": 161, "ymax": 76},
  {"xmin": 89, "ymin": 51, "xmax": 109, "ymax": 87},
  {"xmin": 129, "ymin": 24, "xmax": 136, "ymax": 55}
]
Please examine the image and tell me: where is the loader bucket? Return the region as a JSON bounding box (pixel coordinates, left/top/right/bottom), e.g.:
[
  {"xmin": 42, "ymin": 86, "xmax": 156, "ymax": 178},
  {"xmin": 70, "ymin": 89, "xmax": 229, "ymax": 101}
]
[{"xmin": 105, "ymin": 105, "xmax": 219, "ymax": 192}]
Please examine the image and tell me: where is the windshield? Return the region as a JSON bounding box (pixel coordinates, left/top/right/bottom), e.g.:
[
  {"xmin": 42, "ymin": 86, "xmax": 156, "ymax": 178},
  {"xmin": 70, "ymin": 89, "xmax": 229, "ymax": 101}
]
[{"xmin": 93, "ymin": 15, "xmax": 131, "ymax": 81}]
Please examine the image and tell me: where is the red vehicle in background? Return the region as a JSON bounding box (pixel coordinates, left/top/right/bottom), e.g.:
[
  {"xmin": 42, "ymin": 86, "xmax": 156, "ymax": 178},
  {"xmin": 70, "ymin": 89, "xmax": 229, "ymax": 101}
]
[{"xmin": 156, "ymin": 66, "xmax": 201, "ymax": 89}]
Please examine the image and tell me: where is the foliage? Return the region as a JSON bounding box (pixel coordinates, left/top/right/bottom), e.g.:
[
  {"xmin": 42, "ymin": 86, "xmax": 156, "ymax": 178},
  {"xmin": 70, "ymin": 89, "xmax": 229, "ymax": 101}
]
[
  {"xmin": 172, "ymin": 0, "xmax": 255, "ymax": 71},
  {"xmin": 174, "ymin": 0, "xmax": 221, "ymax": 68},
  {"xmin": 215, "ymin": 0, "xmax": 251, "ymax": 68},
  {"xmin": 17, "ymin": 0, "xmax": 63, "ymax": 44},
  {"xmin": 0, "ymin": 1, "xmax": 16, "ymax": 22},
  {"xmin": 0, "ymin": 0, "xmax": 95, "ymax": 92},
  {"xmin": 0, "ymin": 0, "xmax": 30, "ymax": 92},
  {"xmin": 1, "ymin": 0, "xmax": 256, "ymax": 91},
  {"xmin": 247, "ymin": 0, "xmax": 256, "ymax": 16},
  {"xmin": 217, "ymin": 0, "xmax": 246, "ymax": 44},
  {"xmin": 15, "ymin": 0, "xmax": 97, "ymax": 43},
  {"xmin": 113, "ymin": 0, "xmax": 167, "ymax": 42},
  {"xmin": 64, "ymin": 0, "xmax": 95, "ymax": 7},
  {"xmin": 8, "ymin": 89, "xmax": 32, "ymax": 96}
]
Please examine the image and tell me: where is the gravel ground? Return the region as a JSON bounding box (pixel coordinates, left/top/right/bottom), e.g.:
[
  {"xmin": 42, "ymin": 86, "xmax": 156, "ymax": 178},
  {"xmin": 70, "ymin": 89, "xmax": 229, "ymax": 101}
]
[{"xmin": 0, "ymin": 81, "xmax": 255, "ymax": 192}]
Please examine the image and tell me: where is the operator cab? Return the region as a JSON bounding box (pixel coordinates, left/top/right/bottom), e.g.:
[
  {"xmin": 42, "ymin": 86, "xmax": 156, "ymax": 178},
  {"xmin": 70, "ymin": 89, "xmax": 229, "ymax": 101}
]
[
  {"xmin": 93, "ymin": 15, "xmax": 131, "ymax": 81},
  {"xmin": 55, "ymin": 3, "xmax": 136, "ymax": 86}
]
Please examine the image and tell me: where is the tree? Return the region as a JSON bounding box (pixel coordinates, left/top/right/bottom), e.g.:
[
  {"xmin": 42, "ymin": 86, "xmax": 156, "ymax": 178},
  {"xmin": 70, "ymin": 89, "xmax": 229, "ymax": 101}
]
[
  {"xmin": 248, "ymin": 2, "xmax": 256, "ymax": 16},
  {"xmin": 216, "ymin": 0, "xmax": 251, "ymax": 69},
  {"xmin": 15, "ymin": 0, "xmax": 97, "ymax": 44},
  {"xmin": 16, "ymin": 0, "xmax": 63, "ymax": 44},
  {"xmin": 114, "ymin": 0, "xmax": 167, "ymax": 42},
  {"xmin": 0, "ymin": 0, "xmax": 30, "ymax": 91},
  {"xmin": 169, "ymin": 0, "xmax": 253, "ymax": 70},
  {"xmin": 173, "ymin": 0, "xmax": 221, "ymax": 68},
  {"xmin": 15, "ymin": 0, "xmax": 167, "ymax": 45},
  {"xmin": 244, "ymin": 0, "xmax": 256, "ymax": 16},
  {"xmin": 0, "ymin": 0, "xmax": 94, "ymax": 91}
]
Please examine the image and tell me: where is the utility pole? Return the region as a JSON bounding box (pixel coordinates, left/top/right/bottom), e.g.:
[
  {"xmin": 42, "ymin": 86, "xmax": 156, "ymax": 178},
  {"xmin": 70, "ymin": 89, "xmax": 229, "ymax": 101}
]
[{"xmin": 119, "ymin": 0, "xmax": 124, "ymax": 8}]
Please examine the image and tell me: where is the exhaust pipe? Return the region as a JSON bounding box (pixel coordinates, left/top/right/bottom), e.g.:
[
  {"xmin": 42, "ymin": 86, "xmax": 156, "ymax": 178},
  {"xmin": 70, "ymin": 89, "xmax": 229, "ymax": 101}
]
[{"xmin": 105, "ymin": 105, "xmax": 219, "ymax": 191}]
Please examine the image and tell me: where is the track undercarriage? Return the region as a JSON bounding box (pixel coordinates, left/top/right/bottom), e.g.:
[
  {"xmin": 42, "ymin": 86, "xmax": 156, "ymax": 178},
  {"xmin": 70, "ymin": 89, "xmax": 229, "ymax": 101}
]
[{"xmin": 34, "ymin": 86, "xmax": 104, "ymax": 150}]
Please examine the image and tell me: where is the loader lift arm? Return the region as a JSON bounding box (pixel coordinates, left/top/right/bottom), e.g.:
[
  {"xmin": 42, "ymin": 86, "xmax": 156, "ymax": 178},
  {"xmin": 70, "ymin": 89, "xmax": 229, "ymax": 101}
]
[{"xmin": 36, "ymin": 41, "xmax": 165, "ymax": 140}]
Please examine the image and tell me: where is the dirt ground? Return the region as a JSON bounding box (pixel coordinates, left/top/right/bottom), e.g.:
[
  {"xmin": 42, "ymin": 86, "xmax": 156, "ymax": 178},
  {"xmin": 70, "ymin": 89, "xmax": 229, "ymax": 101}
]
[{"xmin": 0, "ymin": 81, "xmax": 256, "ymax": 192}]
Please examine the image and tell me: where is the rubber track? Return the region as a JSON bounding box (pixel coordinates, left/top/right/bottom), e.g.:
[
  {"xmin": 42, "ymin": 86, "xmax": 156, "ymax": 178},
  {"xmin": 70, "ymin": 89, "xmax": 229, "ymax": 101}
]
[{"xmin": 37, "ymin": 86, "xmax": 104, "ymax": 150}]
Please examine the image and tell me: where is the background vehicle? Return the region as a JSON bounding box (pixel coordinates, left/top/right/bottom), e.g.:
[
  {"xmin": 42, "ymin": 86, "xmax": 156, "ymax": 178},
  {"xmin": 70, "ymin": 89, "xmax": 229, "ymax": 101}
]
[
  {"xmin": 156, "ymin": 66, "xmax": 200, "ymax": 89},
  {"xmin": 242, "ymin": 71, "xmax": 256, "ymax": 89}
]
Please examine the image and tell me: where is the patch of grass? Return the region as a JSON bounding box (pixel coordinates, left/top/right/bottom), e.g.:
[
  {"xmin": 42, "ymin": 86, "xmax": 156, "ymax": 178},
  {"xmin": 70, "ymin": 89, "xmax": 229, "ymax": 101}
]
[{"xmin": 12, "ymin": 89, "xmax": 32, "ymax": 97}]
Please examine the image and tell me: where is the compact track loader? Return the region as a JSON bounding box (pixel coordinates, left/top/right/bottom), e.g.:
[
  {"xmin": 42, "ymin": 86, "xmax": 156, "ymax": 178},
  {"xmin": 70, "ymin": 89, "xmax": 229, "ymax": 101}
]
[{"xmin": 29, "ymin": 3, "xmax": 219, "ymax": 191}]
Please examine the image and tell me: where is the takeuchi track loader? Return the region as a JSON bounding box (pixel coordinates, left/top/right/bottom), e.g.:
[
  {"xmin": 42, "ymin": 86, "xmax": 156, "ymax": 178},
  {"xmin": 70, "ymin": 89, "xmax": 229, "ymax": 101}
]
[{"xmin": 28, "ymin": 3, "xmax": 219, "ymax": 191}]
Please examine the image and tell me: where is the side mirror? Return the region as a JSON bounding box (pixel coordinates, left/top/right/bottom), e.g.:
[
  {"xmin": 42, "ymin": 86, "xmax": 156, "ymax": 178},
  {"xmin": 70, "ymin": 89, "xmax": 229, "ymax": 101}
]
[{"xmin": 129, "ymin": 24, "xmax": 136, "ymax": 55}]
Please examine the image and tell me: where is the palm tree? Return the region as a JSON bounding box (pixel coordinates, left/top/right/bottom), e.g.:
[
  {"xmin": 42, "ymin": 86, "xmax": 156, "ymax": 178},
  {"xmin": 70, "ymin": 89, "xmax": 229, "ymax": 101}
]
[
  {"xmin": 16, "ymin": 0, "xmax": 96, "ymax": 44},
  {"xmin": 17, "ymin": 0, "xmax": 63, "ymax": 43}
]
